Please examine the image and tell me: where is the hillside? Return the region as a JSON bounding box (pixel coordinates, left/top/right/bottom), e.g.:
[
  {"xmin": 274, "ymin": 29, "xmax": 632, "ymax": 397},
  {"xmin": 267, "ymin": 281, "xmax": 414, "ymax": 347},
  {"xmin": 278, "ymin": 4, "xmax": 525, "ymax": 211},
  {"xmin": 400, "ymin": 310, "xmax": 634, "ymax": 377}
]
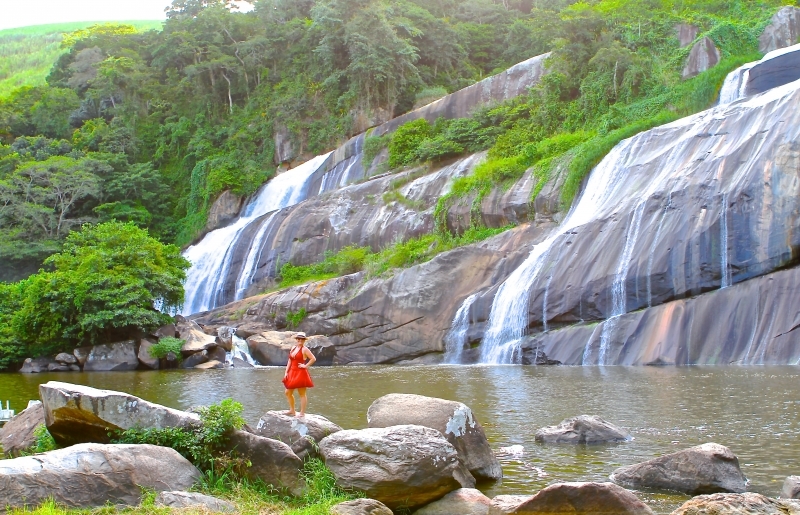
[{"xmin": 0, "ymin": 21, "xmax": 162, "ymax": 97}]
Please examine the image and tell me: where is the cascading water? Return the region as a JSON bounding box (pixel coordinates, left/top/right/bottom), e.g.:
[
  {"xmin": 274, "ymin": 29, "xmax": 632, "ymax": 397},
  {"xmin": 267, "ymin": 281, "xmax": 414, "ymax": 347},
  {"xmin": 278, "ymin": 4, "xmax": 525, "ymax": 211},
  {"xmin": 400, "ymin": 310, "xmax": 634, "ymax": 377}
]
[
  {"xmin": 443, "ymin": 293, "xmax": 478, "ymax": 364},
  {"xmin": 182, "ymin": 152, "xmax": 331, "ymax": 314},
  {"xmin": 718, "ymin": 62, "xmax": 755, "ymax": 105},
  {"xmin": 226, "ymin": 334, "xmax": 259, "ymax": 367},
  {"xmin": 720, "ymin": 193, "xmax": 731, "ymax": 288}
]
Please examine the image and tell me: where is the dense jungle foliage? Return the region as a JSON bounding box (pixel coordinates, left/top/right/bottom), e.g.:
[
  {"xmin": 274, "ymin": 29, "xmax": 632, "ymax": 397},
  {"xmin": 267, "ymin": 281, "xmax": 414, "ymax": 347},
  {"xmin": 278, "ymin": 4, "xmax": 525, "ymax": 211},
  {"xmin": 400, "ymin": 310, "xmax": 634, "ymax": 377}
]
[{"xmin": 0, "ymin": 0, "xmax": 795, "ymax": 368}]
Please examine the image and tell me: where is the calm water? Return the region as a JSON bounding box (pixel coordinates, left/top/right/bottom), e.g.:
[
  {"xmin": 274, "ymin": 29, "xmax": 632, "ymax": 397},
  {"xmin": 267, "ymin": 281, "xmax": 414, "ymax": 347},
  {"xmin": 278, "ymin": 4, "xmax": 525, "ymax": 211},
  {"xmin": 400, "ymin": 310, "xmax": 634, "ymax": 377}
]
[{"xmin": 2, "ymin": 366, "xmax": 799, "ymax": 513}]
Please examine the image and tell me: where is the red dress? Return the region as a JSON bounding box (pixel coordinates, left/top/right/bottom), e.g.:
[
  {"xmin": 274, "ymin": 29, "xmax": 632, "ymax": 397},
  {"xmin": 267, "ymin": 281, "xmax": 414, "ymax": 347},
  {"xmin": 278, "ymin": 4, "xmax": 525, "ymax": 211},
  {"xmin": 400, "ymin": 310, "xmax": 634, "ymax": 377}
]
[{"xmin": 283, "ymin": 346, "xmax": 314, "ymax": 389}]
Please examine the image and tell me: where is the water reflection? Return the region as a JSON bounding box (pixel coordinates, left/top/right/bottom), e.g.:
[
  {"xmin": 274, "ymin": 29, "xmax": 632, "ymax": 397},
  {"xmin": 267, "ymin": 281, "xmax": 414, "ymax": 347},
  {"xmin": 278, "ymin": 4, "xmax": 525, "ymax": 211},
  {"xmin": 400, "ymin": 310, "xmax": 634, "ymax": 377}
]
[{"xmin": 2, "ymin": 366, "xmax": 799, "ymax": 514}]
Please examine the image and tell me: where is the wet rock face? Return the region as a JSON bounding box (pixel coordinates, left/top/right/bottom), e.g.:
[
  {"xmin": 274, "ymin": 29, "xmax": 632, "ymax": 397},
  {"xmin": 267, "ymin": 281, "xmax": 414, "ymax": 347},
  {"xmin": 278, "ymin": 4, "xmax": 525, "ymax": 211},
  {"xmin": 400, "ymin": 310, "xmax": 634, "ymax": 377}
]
[
  {"xmin": 488, "ymin": 482, "xmax": 654, "ymax": 515},
  {"xmin": 759, "ymin": 6, "xmax": 800, "ymax": 53},
  {"xmin": 254, "ymin": 411, "xmax": 342, "ymax": 460},
  {"xmin": 682, "ymin": 37, "xmax": 720, "ymax": 79},
  {"xmin": 0, "ymin": 443, "xmax": 202, "ymax": 511},
  {"xmin": 535, "ymin": 415, "xmax": 631, "ymax": 445},
  {"xmin": 0, "ymin": 402, "xmax": 44, "ymax": 457},
  {"xmin": 39, "ymin": 381, "xmax": 200, "ymax": 446},
  {"xmin": 206, "ymin": 190, "xmax": 243, "ymax": 232},
  {"xmin": 611, "ymin": 443, "xmax": 747, "ymax": 495},
  {"xmin": 367, "ymin": 393, "xmax": 502, "ymax": 481},
  {"xmin": 83, "ymin": 341, "xmax": 139, "ymax": 371},
  {"xmin": 319, "ymin": 424, "xmax": 475, "ymax": 510},
  {"xmin": 746, "ymin": 44, "xmax": 800, "ymax": 97},
  {"xmin": 670, "ymin": 492, "xmax": 800, "ymax": 515}
]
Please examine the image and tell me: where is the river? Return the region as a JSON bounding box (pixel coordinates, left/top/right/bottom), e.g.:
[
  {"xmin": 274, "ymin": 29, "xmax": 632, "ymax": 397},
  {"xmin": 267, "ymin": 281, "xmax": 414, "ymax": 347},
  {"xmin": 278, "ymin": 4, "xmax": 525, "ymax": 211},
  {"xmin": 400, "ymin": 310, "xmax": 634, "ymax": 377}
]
[{"xmin": 2, "ymin": 365, "xmax": 798, "ymax": 513}]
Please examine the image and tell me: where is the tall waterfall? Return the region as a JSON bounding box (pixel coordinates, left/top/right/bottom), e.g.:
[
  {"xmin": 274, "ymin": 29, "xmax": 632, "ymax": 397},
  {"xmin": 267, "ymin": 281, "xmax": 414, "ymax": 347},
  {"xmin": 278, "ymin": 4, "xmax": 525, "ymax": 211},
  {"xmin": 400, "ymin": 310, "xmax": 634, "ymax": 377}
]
[{"xmin": 182, "ymin": 153, "xmax": 331, "ymax": 314}]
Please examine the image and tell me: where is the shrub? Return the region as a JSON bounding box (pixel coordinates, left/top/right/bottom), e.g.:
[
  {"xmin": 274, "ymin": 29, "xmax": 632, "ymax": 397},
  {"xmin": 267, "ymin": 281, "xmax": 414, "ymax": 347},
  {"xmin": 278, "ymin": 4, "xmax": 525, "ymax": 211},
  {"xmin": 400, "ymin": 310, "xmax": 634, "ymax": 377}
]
[
  {"xmin": 362, "ymin": 135, "xmax": 386, "ymax": 169},
  {"xmin": 286, "ymin": 308, "xmax": 307, "ymax": 329},
  {"xmin": 388, "ymin": 119, "xmax": 431, "ymax": 168},
  {"xmin": 148, "ymin": 336, "xmax": 185, "ymax": 362}
]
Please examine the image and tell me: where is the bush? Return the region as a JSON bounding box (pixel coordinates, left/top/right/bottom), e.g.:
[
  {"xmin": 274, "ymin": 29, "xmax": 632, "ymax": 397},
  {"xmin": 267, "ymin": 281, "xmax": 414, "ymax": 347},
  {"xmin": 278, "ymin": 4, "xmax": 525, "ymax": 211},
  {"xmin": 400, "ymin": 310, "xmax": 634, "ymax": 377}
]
[
  {"xmin": 148, "ymin": 336, "xmax": 185, "ymax": 362},
  {"xmin": 388, "ymin": 119, "xmax": 431, "ymax": 168}
]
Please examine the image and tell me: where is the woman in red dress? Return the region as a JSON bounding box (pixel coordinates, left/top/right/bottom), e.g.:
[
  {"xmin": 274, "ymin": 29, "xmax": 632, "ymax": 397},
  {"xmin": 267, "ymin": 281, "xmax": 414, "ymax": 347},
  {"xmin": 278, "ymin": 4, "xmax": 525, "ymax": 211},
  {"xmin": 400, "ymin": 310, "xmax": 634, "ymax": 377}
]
[{"xmin": 283, "ymin": 332, "xmax": 316, "ymax": 417}]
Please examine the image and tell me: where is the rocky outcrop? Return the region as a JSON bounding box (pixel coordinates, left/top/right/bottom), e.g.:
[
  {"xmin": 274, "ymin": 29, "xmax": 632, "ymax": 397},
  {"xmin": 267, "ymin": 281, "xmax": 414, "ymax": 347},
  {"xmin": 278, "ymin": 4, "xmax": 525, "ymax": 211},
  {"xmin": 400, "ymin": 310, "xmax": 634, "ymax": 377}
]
[
  {"xmin": 534, "ymin": 415, "xmax": 631, "ymax": 445},
  {"xmin": 319, "ymin": 425, "xmax": 474, "ymax": 510},
  {"xmin": 247, "ymin": 331, "xmax": 336, "ymax": 366},
  {"xmin": 19, "ymin": 357, "xmax": 58, "ymax": 373},
  {"xmin": 0, "ymin": 402, "xmax": 44, "ymax": 457},
  {"xmin": 178, "ymin": 319, "xmax": 218, "ymax": 354},
  {"xmin": 759, "ymin": 6, "xmax": 800, "ymax": 53},
  {"xmin": 137, "ymin": 338, "xmax": 159, "ymax": 370},
  {"xmin": 330, "ymin": 498, "xmax": 394, "ymax": 515},
  {"xmin": 39, "ymin": 381, "xmax": 199, "ymax": 445},
  {"xmin": 784, "ymin": 476, "xmax": 800, "ymax": 499},
  {"xmin": 155, "ymin": 491, "xmax": 236, "ymax": 512},
  {"xmin": 682, "ymin": 37, "xmax": 721, "ymax": 79},
  {"xmin": 746, "ymin": 43, "xmax": 800, "ymax": 97},
  {"xmin": 367, "ymin": 394, "xmax": 501, "ymax": 480},
  {"xmin": 670, "ymin": 493, "xmax": 800, "ymax": 515},
  {"xmin": 222, "ymin": 430, "xmax": 306, "ymax": 496},
  {"xmin": 254, "ymin": 411, "xmax": 342, "ymax": 460},
  {"xmin": 487, "ymin": 482, "xmax": 653, "ymax": 515},
  {"xmin": 676, "ymin": 24, "xmax": 699, "ymax": 48},
  {"xmin": 0, "ymin": 443, "xmax": 202, "ymax": 510},
  {"xmin": 206, "ymin": 190, "xmax": 243, "ymax": 232},
  {"xmin": 416, "ymin": 488, "xmax": 492, "ymax": 515},
  {"xmin": 274, "ymin": 125, "xmax": 296, "ymax": 165},
  {"xmin": 611, "ymin": 443, "xmax": 747, "ymax": 495},
  {"xmin": 84, "ymin": 341, "xmax": 139, "ymax": 371}
]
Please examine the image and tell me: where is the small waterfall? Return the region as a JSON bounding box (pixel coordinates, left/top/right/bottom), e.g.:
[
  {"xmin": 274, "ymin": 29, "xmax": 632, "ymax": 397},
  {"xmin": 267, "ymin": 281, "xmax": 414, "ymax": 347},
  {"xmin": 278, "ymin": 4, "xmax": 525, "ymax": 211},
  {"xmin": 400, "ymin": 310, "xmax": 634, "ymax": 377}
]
[
  {"xmin": 720, "ymin": 193, "xmax": 731, "ymax": 288},
  {"xmin": 443, "ymin": 293, "xmax": 479, "ymax": 364},
  {"xmin": 718, "ymin": 62, "xmax": 755, "ymax": 105},
  {"xmin": 227, "ymin": 334, "xmax": 259, "ymax": 366},
  {"xmin": 581, "ymin": 324, "xmax": 602, "ymax": 366},
  {"xmin": 182, "ymin": 153, "xmax": 331, "ymax": 314}
]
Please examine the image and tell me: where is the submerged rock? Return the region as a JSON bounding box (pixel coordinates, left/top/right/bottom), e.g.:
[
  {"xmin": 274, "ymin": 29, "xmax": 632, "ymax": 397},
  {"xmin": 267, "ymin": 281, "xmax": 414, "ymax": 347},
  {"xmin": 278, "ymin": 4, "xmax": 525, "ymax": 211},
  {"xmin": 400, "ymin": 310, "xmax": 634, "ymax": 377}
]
[
  {"xmin": 416, "ymin": 488, "xmax": 492, "ymax": 515},
  {"xmin": 535, "ymin": 415, "xmax": 631, "ymax": 445},
  {"xmin": 319, "ymin": 424, "xmax": 474, "ymax": 510},
  {"xmin": 367, "ymin": 393, "xmax": 502, "ymax": 480},
  {"xmin": 0, "ymin": 401, "xmax": 45, "ymax": 457},
  {"xmin": 611, "ymin": 443, "xmax": 747, "ymax": 495},
  {"xmin": 83, "ymin": 341, "xmax": 139, "ymax": 372},
  {"xmin": 330, "ymin": 498, "xmax": 393, "ymax": 515},
  {"xmin": 488, "ymin": 482, "xmax": 653, "ymax": 515},
  {"xmin": 0, "ymin": 443, "xmax": 202, "ymax": 510},
  {"xmin": 783, "ymin": 476, "xmax": 800, "ymax": 499},
  {"xmin": 254, "ymin": 411, "xmax": 342, "ymax": 460},
  {"xmin": 670, "ymin": 492, "xmax": 800, "ymax": 515},
  {"xmin": 155, "ymin": 491, "xmax": 235, "ymax": 512}
]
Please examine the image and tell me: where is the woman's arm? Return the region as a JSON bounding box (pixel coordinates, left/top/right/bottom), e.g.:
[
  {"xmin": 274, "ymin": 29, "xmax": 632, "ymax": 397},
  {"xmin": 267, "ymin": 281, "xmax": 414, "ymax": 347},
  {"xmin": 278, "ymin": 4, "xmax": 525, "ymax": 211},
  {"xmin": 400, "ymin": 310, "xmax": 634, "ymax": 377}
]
[{"xmin": 299, "ymin": 347, "xmax": 316, "ymax": 369}]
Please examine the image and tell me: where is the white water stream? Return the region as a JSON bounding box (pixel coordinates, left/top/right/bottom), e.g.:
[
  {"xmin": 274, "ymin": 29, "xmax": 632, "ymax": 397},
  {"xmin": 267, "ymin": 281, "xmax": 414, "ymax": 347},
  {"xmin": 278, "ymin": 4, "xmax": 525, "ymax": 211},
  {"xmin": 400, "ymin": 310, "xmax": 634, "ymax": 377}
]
[{"xmin": 444, "ymin": 293, "xmax": 479, "ymax": 364}]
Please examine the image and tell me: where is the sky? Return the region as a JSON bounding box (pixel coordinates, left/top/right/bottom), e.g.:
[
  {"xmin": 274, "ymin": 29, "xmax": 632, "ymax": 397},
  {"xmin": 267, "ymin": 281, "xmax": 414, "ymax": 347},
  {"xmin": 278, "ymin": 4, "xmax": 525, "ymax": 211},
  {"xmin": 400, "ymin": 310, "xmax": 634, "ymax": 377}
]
[{"xmin": 0, "ymin": 0, "xmax": 253, "ymax": 31}]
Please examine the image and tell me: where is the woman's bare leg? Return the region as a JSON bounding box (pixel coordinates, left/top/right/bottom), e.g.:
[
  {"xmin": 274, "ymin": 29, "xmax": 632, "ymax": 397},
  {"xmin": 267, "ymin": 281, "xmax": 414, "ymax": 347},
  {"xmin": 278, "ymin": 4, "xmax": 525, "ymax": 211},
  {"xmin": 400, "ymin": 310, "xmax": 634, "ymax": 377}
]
[
  {"xmin": 284, "ymin": 389, "xmax": 296, "ymax": 415},
  {"xmin": 297, "ymin": 387, "xmax": 307, "ymax": 417}
]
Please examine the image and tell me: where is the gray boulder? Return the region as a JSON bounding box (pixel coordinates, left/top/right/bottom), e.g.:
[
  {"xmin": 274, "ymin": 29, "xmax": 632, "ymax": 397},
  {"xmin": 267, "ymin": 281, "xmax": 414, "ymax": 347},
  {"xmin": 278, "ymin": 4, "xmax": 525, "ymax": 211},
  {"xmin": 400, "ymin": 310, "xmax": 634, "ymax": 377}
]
[
  {"xmin": 182, "ymin": 350, "xmax": 209, "ymax": 368},
  {"xmin": 84, "ymin": 341, "xmax": 139, "ymax": 371},
  {"xmin": 746, "ymin": 44, "xmax": 800, "ymax": 97},
  {"xmin": 784, "ymin": 476, "xmax": 800, "ymax": 499},
  {"xmin": 224, "ymin": 429, "xmax": 305, "ymax": 497},
  {"xmin": 682, "ymin": 36, "xmax": 721, "ymax": 79},
  {"xmin": 19, "ymin": 357, "xmax": 58, "ymax": 373},
  {"xmin": 207, "ymin": 345, "xmax": 228, "ymax": 363},
  {"xmin": 320, "ymin": 425, "xmax": 475, "ymax": 510},
  {"xmin": 611, "ymin": 443, "xmax": 747, "ymax": 495},
  {"xmin": 178, "ymin": 319, "xmax": 218, "ymax": 354},
  {"xmin": 73, "ymin": 346, "xmax": 91, "ymax": 366},
  {"xmin": 534, "ymin": 415, "xmax": 631, "ymax": 444},
  {"xmin": 155, "ymin": 491, "xmax": 235, "ymax": 512},
  {"xmin": 206, "ymin": 190, "xmax": 243, "ymax": 232},
  {"xmin": 675, "ymin": 23, "xmax": 699, "ymax": 48},
  {"xmin": 216, "ymin": 326, "xmax": 237, "ymax": 351},
  {"xmin": 488, "ymin": 482, "xmax": 653, "ymax": 515},
  {"xmin": 153, "ymin": 323, "xmax": 178, "ymax": 339},
  {"xmin": 54, "ymin": 353, "xmax": 77, "ymax": 365},
  {"xmin": 0, "ymin": 443, "xmax": 201, "ymax": 510},
  {"xmin": 416, "ymin": 488, "xmax": 492, "ymax": 515},
  {"xmin": 254, "ymin": 411, "xmax": 342, "ymax": 460},
  {"xmin": 247, "ymin": 331, "xmax": 336, "ymax": 366},
  {"xmin": 137, "ymin": 338, "xmax": 160, "ymax": 370},
  {"xmin": 0, "ymin": 401, "xmax": 45, "ymax": 457},
  {"xmin": 367, "ymin": 394, "xmax": 501, "ymax": 480},
  {"xmin": 39, "ymin": 381, "xmax": 199, "ymax": 446},
  {"xmin": 330, "ymin": 498, "xmax": 394, "ymax": 515},
  {"xmin": 194, "ymin": 359, "xmax": 224, "ymax": 369},
  {"xmin": 670, "ymin": 492, "xmax": 800, "ymax": 515},
  {"xmin": 759, "ymin": 6, "xmax": 800, "ymax": 53}
]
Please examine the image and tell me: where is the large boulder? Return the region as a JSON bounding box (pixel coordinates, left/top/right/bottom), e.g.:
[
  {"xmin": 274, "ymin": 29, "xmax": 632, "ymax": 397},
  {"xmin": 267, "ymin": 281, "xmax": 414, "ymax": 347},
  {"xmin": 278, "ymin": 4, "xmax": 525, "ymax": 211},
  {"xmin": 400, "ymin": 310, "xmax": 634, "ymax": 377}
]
[
  {"xmin": 178, "ymin": 319, "xmax": 218, "ymax": 354},
  {"xmin": 225, "ymin": 429, "xmax": 305, "ymax": 496},
  {"xmin": 416, "ymin": 488, "xmax": 492, "ymax": 515},
  {"xmin": 39, "ymin": 381, "xmax": 199, "ymax": 446},
  {"xmin": 746, "ymin": 44, "xmax": 800, "ymax": 97},
  {"xmin": 682, "ymin": 36, "xmax": 721, "ymax": 79},
  {"xmin": 182, "ymin": 350, "xmax": 210, "ymax": 368},
  {"xmin": 253, "ymin": 411, "xmax": 342, "ymax": 460},
  {"xmin": 19, "ymin": 357, "xmax": 58, "ymax": 373},
  {"xmin": 206, "ymin": 190, "xmax": 243, "ymax": 232},
  {"xmin": 0, "ymin": 402, "xmax": 45, "ymax": 457},
  {"xmin": 330, "ymin": 498, "xmax": 394, "ymax": 515},
  {"xmin": 759, "ymin": 6, "xmax": 800, "ymax": 53},
  {"xmin": 611, "ymin": 443, "xmax": 747, "ymax": 495},
  {"xmin": 54, "ymin": 353, "xmax": 77, "ymax": 365},
  {"xmin": 0, "ymin": 443, "xmax": 202, "ymax": 510},
  {"xmin": 534, "ymin": 415, "xmax": 631, "ymax": 444},
  {"xmin": 319, "ymin": 425, "xmax": 475, "ymax": 510},
  {"xmin": 784, "ymin": 476, "xmax": 800, "ymax": 499},
  {"xmin": 247, "ymin": 331, "xmax": 336, "ymax": 366},
  {"xmin": 487, "ymin": 482, "xmax": 653, "ymax": 515},
  {"xmin": 155, "ymin": 491, "xmax": 236, "ymax": 512},
  {"xmin": 137, "ymin": 338, "xmax": 160, "ymax": 370},
  {"xmin": 84, "ymin": 341, "xmax": 139, "ymax": 371},
  {"xmin": 670, "ymin": 493, "xmax": 800, "ymax": 515},
  {"xmin": 367, "ymin": 394, "xmax": 502, "ymax": 481}
]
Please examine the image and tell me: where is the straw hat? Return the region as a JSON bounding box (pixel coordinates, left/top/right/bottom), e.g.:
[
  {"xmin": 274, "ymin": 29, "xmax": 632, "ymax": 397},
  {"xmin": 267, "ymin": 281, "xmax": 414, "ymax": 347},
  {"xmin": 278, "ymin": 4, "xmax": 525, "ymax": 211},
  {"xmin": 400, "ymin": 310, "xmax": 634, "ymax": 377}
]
[{"xmin": 294, "ymin": 332, "xmax": 308, "ymax": 340}]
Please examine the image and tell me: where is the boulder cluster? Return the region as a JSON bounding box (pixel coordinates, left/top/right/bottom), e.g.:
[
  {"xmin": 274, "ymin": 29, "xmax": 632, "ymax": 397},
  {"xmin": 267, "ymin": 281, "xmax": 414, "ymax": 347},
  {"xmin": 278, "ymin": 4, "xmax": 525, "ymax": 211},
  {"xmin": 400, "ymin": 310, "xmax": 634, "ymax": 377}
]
[{"xmin": 1, "ymin": 385, "xmax": 799, "ymax": 514}]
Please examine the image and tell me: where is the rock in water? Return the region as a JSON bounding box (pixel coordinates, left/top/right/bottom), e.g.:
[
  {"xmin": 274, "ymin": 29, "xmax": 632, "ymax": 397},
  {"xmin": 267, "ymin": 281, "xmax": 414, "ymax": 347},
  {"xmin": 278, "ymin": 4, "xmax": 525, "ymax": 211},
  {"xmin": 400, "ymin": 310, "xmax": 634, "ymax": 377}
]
[
  {"xmin": 330, "ymin": 498, "xmax": 394, "ymax": 515},
  {"xmin": 155, "ymin": 491, "xmax": 236, "ymax": 512},
  {"xmin": 0, "ymin": 401, "xmax": 45, "ymax": 457},
  {"xmin": 254, "ymin": 411, "xmax": 342, "ymax": 460},
  {"xmin": 367, "ymin": 394, "xmax": 502, "ymax": 480},
  {"xmin": 611, "ymin": 443, "xmax": 747, "ymax": 495},
  {"xmin": 19, "ymin": 357, "xmax": 58, "ymax": 373},
  {"xmin": 39, "ymin": 381, "xmax": 200, "ymax": 445},
  {"xmin": 0, "ymin": 443, "xmax": 201, "ymax": 510},
  {"xmin": 487, "ymin": 482, "xmax": 653, "ymax": 515},
  {"xmin": 534, "ymin": 415, "xmax": 631, "ymax": 444},
  {"xmin": 784, "ymin": 476, "xmax": 800, "ymax": 499},
  {"xmin": 83, "ymin": 341, "xmax": 139, "ymax": 371},
  {"xmin": 416, "ymin": 488, "xmax": 492, "ymax": 515},
  {"xmin": 224, "ymin": 429, "xmax": 306, "ymax": 497},
  {"xmin": 319, "ymin": 425, "xmax": 475, "ymax": 510},
  {"xmin": 670, "ymin": 492, "xmax": 800, "ymax": 515},
  {"xmin": 137, "ymin": 338, "xmax": 160, "ymax": 370}
]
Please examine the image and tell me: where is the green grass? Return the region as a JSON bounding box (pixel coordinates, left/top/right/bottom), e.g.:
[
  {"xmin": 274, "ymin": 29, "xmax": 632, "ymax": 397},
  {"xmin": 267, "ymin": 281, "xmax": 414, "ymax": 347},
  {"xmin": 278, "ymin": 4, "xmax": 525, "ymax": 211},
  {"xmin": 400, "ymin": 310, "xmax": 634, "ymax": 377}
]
[{"xmin": 0, "ymin": 21, "xmax": 162, "ymax": 98}]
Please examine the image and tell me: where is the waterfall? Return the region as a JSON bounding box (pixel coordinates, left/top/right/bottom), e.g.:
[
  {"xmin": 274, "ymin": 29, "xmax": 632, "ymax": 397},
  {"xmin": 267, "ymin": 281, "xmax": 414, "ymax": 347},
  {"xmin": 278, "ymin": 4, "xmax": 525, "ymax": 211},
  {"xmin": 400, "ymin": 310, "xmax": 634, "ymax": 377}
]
[
  {"xmin": 234, "ymin": 212, "xmax": 278, "ymax": 300},
  {"xmin": 182, "ymin": 152, "xmax": 331, "ymax": 314},
  {"xmin": 226, "ymin": 334, "xmax": 259, "ymax": 367},
  {"xmin": 720, "ymin": 193, "xmax": 731, "ymax": 288},
  {"xmin": 443, "ymin": 293, "xmax": 478, "ymax": 364},
  {"xmin": 718, "ymin": 62, "xmax": 755, "ymax": 105}
]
